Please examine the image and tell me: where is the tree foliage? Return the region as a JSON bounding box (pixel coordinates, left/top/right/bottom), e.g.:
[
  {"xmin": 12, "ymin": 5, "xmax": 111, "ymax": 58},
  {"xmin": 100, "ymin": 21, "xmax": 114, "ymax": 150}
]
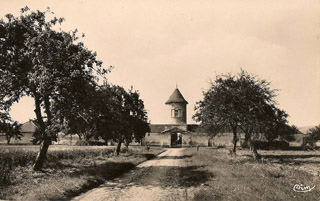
[
  {"xmin": 264, "ymin": 124, "xmax": 299, "ymax": 142},
  {"xmin": 194, "ymin": 70, "xmax": 291, "ymax": 159},
  {"xmin": 309, "ymin": 125, "xmax": 320, "ymax": 138},
  {"xmin": 102, "ymin": 85, "xmax": 149, "ymax": 155},
  {"xmin": 62, "ymin": 83, "xmax": 150, "ymax": 153},
  {"xmin": 0, "ymin": 112, "xmax": 22, "ymax": 144},
  {"xmin": 306, "ymin": 124, "xmax": 320, "ymax": 145}
]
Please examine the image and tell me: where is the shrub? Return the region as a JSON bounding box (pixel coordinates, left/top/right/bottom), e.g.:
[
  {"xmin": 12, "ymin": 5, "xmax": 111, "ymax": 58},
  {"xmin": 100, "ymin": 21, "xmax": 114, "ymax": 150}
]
[
  {"xmin": 217, "ymin": 144, "xmax": 226, "ymax": 149},
  {"xmin": 87, "ymin": 141, "xmax": 107, "ymax": 146},
  {"xmin": 241, "ymin": 140, "xmax": 289, "ymax": 150},
  {"xmin": 0, "ymin": 157, "xmax": 13, "ymax": 185},
  {"xmin": 121, "ymin": 147, "xmax": 128, "ymax": 153},
  {"xmin": 75, "ymin": 140, "xmax": 90, "ymax": 146},
  {"xmin": 75, "ymin": 140, "xmax": 107, "ymax": 146}
]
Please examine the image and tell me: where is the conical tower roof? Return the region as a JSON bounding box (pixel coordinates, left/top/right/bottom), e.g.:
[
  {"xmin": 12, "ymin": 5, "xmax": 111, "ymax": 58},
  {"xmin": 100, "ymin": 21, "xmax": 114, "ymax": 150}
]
[{"xmin": 165, "ymin": 88, "xmax": 188, "ymax": 104}]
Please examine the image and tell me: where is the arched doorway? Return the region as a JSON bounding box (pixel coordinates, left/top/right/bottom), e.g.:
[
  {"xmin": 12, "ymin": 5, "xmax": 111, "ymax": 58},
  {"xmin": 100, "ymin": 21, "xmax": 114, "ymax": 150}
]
[{"xmin": 171, "ymin": 132, "xmax": 182, "ymax": 147}]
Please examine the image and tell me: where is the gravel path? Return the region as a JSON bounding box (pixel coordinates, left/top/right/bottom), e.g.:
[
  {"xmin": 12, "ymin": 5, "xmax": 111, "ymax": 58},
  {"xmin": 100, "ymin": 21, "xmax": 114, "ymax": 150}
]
[{"xmin": 72, "ymin": 148, "xmax": 201, "ymax": 201}]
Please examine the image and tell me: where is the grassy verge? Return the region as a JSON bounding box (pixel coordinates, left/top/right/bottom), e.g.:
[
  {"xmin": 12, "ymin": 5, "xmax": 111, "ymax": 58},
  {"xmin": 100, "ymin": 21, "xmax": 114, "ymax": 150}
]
[
  {"xmin": 181, "ymin": 148, "xmax": 320, "ymax": 201},
  {"xmin": 0, "ymin": 145, "xmax": 164, "ymax": 201}
]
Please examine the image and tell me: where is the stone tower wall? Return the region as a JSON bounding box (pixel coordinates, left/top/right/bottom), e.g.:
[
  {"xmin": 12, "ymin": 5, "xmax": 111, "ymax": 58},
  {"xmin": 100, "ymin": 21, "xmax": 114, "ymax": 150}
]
[{"xmin": 167, "ymin": 102, "xmax": 187, "ymax": 124}]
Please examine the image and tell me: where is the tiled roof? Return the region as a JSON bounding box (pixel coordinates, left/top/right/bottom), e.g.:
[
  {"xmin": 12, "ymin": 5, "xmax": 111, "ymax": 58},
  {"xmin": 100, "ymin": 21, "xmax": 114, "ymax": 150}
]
[
  {"xmin": 298, "ymin": 126, "xmax": 316, "ymax": 134},
  {"xmin": 21, "ymin": 120, "xmax": 38, "ymax": 133},
  {"xmin": 161, "ymin": 127, "xmax": 191, "ymax": 134},
  {"xmin": 149, "ymin": 124, "xmax": 199, "ymax": 133},
  {"xmin": 149, "ymin": 124, "xmax": 168, "ymax": 133},
  {"xmin": 165, "ymin": 88, "xmax": 188, "ymax": 104}
]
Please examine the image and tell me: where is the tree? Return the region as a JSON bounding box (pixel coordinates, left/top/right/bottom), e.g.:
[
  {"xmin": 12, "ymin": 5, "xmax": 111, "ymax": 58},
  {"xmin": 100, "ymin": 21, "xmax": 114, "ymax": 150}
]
[
  {"xmin": 0, "ymin": 112, "xmax": 22, "ymax": 144},
  {"xmin": 113, "ymin": 86, "xmax": 149, "ymax": 155},
  {"xmin": 194, "ymin": 70, "xmax": 290, "ymax": 159},
  {"xmin": 309, "ymin": 125, "xmax": 320, "ymax": 139},
  {"xmin": 98, "ymin": 85, "xmax": 149, "ymax": 156},
  {"xmin": 63, "ymin": 83, "xmax": 118, "ymax": 144},
  {"xmin": 193, "ymin": 74, "xmax": 242, "ymax": 153},
  {"xmin": 304, "ymin": 124, "xmax": 320, "ymax": 148},
  {"xmin": 59, "ymin": 79, "xmax": 102, "ymax": 142},
  {"xmin": 125, "ymin": 88, "xmax": 150, "ymax": 146},
  {"xmin": 6, "ymin": 121, "xmax": 22, "ymax": 144},
  {"xmin": 64, "ymin": 83, "xmax": 149, "ymax": 155},
  {"xmin": 264, "ymin": 123, "xmax": 299, "ymax": 142},
  {"xmin": 0, "ymin": 7, "xmax": 108, "ymax": 170}
]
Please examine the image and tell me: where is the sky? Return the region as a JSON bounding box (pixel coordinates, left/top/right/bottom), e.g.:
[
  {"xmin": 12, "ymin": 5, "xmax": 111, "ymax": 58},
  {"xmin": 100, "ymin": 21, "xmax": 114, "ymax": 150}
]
[{"xmin": 1, "ymin": 0, "xmax": 319, "ymax": 127}]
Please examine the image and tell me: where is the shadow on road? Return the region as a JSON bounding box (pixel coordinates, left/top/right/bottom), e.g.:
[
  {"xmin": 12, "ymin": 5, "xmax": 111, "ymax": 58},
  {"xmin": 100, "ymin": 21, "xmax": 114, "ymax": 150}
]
[
  {"xmin": 157, "ymin": 155, "xmax": 192, "ymax": 160},
  {"xmin": 130, "ymin": 165, "xmax": 214, "ymax": 188}
]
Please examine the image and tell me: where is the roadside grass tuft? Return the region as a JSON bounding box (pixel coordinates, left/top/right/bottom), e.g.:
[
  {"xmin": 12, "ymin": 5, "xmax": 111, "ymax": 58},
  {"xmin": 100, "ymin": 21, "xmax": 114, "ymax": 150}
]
[{"xmin": 193, "ymin": 189, "xmax": 223, "ymax": 201}]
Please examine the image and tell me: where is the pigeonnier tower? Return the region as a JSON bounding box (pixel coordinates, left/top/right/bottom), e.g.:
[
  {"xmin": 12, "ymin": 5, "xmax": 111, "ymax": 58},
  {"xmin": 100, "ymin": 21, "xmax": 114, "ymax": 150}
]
[{"xmin": 165, "ymin": 88, "xmax": 188, "ymax": 124}]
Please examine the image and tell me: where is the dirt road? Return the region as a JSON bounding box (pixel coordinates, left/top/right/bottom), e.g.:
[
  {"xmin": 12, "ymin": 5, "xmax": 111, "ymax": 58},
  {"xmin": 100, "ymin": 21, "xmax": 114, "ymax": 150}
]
[{"xmin": 72, "ymin": 148, "xmax": 206, "ymax": 201}]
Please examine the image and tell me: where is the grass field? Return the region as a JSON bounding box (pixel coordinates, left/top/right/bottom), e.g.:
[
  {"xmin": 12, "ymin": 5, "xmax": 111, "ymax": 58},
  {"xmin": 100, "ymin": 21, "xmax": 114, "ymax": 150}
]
[
  {"xmin": 0, "ymin": 145, "xmax": 165, "ymax": 201},
  {"xmin": 2, "ymin": 145, "xmax": 320, "ymax": 201},
  {"xmin": 184, "ymin": 148, "xmax": 320, "ymax": 201}
]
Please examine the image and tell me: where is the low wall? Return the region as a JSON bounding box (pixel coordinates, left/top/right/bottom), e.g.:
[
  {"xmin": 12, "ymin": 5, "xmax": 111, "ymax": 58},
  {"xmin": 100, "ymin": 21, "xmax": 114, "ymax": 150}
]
[
  {"xmin": 187, "ymin": 134, "xmax": 210, "ymax": 146},
  {"xmin": 142, "ymin": 132, "xmax": 211, "ymax": 147},
  {"xmin": 0, "ymin": 132, "xmax": 33, "ymax": 144},
  {"xmin": 213, "ymin": 133, "xmax": 236, "ymax": 147},
  {"xmin": 141, "ymin": 133, "xmax": 171, "ymax": 147}
]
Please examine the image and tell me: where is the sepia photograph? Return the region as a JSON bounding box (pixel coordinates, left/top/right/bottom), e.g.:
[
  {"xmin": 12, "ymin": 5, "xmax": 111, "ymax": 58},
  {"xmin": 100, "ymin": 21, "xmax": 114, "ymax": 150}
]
[{"xmin": 0, "ymin": 0, "xmax": 319, "ymax": 200}]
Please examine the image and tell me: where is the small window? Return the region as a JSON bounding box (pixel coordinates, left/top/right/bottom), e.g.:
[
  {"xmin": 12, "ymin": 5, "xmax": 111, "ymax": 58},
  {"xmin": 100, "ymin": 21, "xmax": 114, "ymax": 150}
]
[
  {"xmin": 171, "ymin": 108, "xmax": 180, "ymax": 118},
  {"xmin": 174, "ymin": 109, "xmax": 179, "ymax": 117}
]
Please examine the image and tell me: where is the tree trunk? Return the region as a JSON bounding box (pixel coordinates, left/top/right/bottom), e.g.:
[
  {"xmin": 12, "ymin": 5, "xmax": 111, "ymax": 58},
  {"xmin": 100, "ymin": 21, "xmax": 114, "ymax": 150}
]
[
  {"xmin": 77, "ymin": 134, "xmax": 82, "ymax": 141},
  {"xmin": 6, "ymin": 136, "xmax": 11, "ymax": 145},
  {"xmin": 33, "ymin": 92, "xmax": 46, "ymax": 131},
  {"xmin": 244, "ymin": 132, "xmax": 250, "ymax": 148},
  {"xmin": 248, "ymin": 138, "xmax": 260, "ymax": 160},
  {"xmin": 116, "ymin": 139, "xmax": 122, "ymax": 156},
  {"xmin": 33, "ymin": 137, "xmax": 51, "ymax": 171},
  {"xmin": 232, "ymin": 127, "xmax": 238, "ymax": 153},
  {"xmin": 125, "ymin": 141, "xmax": 129, "ymax": 149},
  {"xmin": 44, "ymin": 95, "xmax": 52, "ymax": 124},
  {"xmin": 84, "ymin": 131, "xmax": 91, "ymax": 141},
  {"xmin": 33, "ymin": 92, "xmax": 50, "ymax": 171}
]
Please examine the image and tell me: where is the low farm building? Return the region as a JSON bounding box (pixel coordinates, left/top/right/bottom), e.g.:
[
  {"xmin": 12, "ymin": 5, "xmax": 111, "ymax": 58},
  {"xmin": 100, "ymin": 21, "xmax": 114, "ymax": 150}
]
[{"xmin": 0, "ymin": 120, "xmax": 37, "ymax": 144}]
